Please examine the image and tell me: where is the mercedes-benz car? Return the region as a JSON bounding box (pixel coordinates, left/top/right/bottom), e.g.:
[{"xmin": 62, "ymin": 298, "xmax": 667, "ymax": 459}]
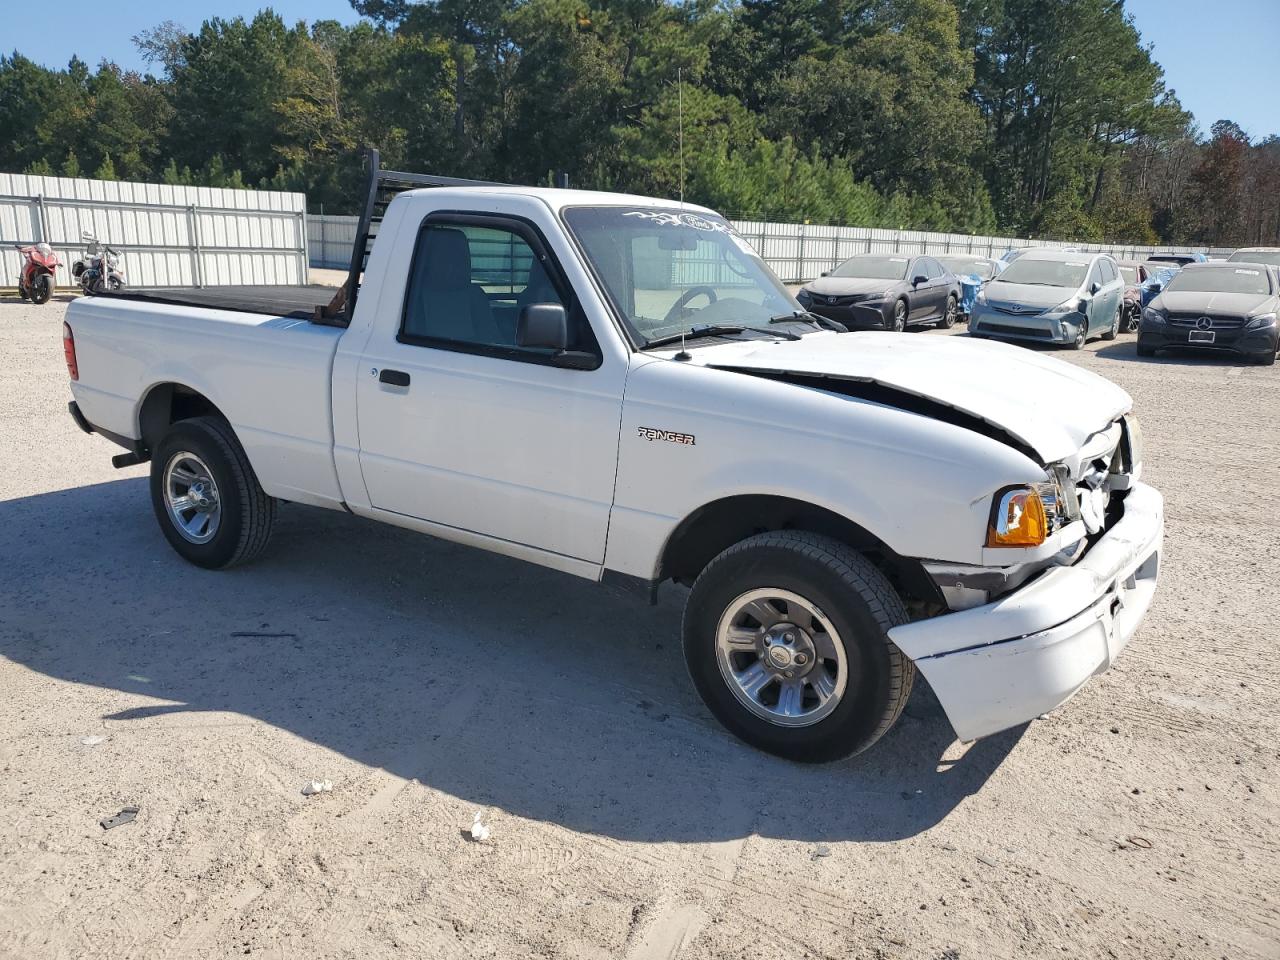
[
  {"xmin": 968, "ymin": 250, "xmax": 1125, "ymax": 349},
  {"xmin": 796, "ymin": 253, "xmax": 961, "ymax": 331},
  {"xmin": 1138, "ymin": 261, "xmax": 1280, "ymax": 365}
]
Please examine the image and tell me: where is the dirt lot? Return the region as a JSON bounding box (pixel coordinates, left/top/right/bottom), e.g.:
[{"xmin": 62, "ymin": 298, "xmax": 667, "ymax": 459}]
[{"xmin": 1, "ymin": 295, "xmax": 1277, "ymax": 960}]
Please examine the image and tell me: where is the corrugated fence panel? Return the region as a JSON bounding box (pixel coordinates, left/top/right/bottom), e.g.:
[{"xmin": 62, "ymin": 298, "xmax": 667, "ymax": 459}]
[{"xmin": 0, "ymin": 171, "xmax": 307, "ymax": 288}]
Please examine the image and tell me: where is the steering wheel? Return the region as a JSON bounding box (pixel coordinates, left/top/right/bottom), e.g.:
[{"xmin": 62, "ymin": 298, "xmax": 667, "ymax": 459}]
[{"xmin": 661, "ymin": 286, "xmax": 719, "ymax": 328}]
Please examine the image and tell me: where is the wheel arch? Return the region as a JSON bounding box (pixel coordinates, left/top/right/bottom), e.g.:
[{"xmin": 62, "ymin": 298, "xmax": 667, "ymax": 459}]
[
  {"xmin": 137, "ymin": 382, "xmax": 233, "ymax": 454},
  {"xmin": 657, "ymin": 494, "xmax": 943, "ymax": 608}
]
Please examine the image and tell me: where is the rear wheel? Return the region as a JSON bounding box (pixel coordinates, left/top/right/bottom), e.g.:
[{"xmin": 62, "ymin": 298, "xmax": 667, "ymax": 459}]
[
  {"xmin": 150, "ymin": 416, "xmax": 276, "ymax": 569},
  {"xmin": 936, "ymin": 294, "xmax": 958, "ymax": 329},
  {"xmin": 683, "ymin": 531, "xmax": 914, "ymax": 763},
  {"xmin": 1101, "ymin": 304, "xmax": 1120, "ymax": 341}
]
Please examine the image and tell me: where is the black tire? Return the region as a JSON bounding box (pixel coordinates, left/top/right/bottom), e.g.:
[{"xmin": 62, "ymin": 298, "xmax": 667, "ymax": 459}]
[
  {"xmin": 32, "ymin": 274, "xmax": 53, "ymax": 305},
  {"xmin": 149, "ymin": 416, "xmax": 276, "ymax": 569},
  {"xmin": 936, "ymin": 294, "xmax": 958, "ymax": 329},
  {"xmin": 1136, "ymin": 342, "xmax": 1156, "ymax": 358},
  {"xmin": 683, "ymin": 531, "xmax": 915, "ymax": 763},
  {"xmin": 17, "ymin": 282, "xmax": 30, "ymax": 301},
  {"xmin": 889, "ymin": 299, "xmax": 907, "ymax": 332}
]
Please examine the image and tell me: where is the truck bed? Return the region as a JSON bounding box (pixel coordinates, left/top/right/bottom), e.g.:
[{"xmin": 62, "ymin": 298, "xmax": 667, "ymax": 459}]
[{"xmin": 100, "ymin": 284, "xmax": 340, "ymax": 321}]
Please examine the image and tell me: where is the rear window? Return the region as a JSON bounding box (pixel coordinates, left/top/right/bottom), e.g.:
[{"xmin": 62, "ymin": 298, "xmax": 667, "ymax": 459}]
[
  {"xmin": 831, "ymin": 255, "xmax": 910, "ymax": 280},
  {"xmin": 1119, "ymin": 266, "xmax": 1138, "ymax": 284},
  {"xmin": 1164, "ymin": 267, "xmax": 1271, "ymax": 296}
]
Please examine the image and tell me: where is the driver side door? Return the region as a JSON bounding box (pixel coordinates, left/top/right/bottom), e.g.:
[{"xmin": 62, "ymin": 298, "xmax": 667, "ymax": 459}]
[{"xmin": 354, "ymin": 212, "xmax": 627, "ymax": 564}]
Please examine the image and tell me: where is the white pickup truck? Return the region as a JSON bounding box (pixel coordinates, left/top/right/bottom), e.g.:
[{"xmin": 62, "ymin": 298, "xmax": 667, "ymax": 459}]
[{"xmin": 63, "ymin": 158, "xmax": 1164, "ymax": 762}]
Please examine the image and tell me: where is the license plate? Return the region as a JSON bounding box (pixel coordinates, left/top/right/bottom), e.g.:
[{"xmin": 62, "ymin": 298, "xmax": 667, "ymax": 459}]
[{"xmin": 1189, "ymin": 330, "xmax": 1215, "ymax": 343}]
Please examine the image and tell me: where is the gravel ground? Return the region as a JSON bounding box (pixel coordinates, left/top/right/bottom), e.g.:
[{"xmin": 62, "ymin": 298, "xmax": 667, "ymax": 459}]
[{"xmin": 1, "ymin": 295, "xmax": 1277, "ymax": 960}]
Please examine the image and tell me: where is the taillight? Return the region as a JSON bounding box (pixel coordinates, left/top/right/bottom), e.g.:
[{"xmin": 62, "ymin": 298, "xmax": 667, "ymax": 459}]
[{"xmin": 63, "ymin": 322, "xmax": 79, "ymax": 380}]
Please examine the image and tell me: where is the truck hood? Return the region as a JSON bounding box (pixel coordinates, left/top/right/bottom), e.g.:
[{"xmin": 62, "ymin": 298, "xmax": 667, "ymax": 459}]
[{"xmin": 697, "ymin": 332, "xmax": 1131, "ymax": 464}]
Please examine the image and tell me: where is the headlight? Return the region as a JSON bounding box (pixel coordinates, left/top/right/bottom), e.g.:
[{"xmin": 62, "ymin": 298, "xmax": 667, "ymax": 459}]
[
  {"xmin": 987, "ymin": 468, "xmax": 1076, "ymax": 548},
  {"xmin": 1122, "ymin": 413, "xmax": 1144, "ymax": 475},
  {"xmin": 1141, "ymin": 307, "xmax": 1166, "ymax": 325},
  {"xmin": 1246, "ymin": 313, "xmax": 1276, "ymax": 329},
  {"xmin": 975, "ymin": 289, "xmax": 987, "ymax": 304},
  {"xmin": 1040, "ymin": 299, "xmax": 1080, "ymax": 320},
  {"xmin": 796, "ymin": 289, "xmax": 812, "ymax": 304}
]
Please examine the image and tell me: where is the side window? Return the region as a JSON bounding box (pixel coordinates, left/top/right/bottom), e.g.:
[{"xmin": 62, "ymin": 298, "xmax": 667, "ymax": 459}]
[
  {"xmin": 1087, "ymin": 261, "xmax": 1105, "ymax": 289},
  {"xmin": 1098, "ymin": 259, "xmax": 1116, "ymax": 284},
  {"xmin": 927, "ymin": 258, "xmax": 945, "ymax": 279},
  {"xmin": 401, "ymin": 219, "xmax": 588, "ymax": 357}
]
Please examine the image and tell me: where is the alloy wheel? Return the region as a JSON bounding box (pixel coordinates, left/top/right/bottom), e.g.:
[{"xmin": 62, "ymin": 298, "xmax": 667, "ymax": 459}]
[{"xmin": 163, "ymin": 451, "xmax": 222, "ymax": 544}]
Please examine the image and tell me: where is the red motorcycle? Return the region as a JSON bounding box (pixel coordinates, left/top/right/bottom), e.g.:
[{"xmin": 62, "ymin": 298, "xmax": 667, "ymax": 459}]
[{"xmin": 15, "ymin": 242, "xmax": 61, "ymax": 305}]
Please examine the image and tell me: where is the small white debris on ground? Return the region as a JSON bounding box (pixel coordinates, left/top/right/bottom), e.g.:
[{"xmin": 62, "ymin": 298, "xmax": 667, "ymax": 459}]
[
  {"xmin": 301, "ymin": 780, "xmax": 333, "ymax": 796},
  {"xmin": 469, "ymin": 810, "xmax": 490, "ymax": 842}
]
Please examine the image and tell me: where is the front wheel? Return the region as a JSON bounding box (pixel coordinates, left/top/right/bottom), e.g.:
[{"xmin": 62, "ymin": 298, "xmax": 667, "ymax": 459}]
[
  {"xmin": 889, "ymin": 299, "xmax": 907, "ymax": 332},
  {"xmin": 31, "ymin": 274, "xmax": 53, "ymax": 305},
  {"xmin": 936, "ymin": 294, "xmax": 958, "ymax": 329},
  {"xmin": 1071, "ymin": 318, "xmax": 1089, "ymax": 350},
  {"xmin": 683, "ymin": 531, "xmax": 915, "ymax": 763},
  {"xmin": 149, "ymin": 416, "xmax": 276, "ymax": 569}
]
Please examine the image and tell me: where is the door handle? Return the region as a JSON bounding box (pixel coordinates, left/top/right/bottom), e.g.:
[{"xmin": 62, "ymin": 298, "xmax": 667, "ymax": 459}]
[{"xmin": 379, "ymin": 369, "xmax": 410, "ymax": 387}]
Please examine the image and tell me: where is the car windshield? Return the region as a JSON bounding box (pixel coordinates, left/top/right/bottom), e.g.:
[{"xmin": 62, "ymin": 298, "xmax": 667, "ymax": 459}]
[
  {"xmin": 993, "ymin": 258, "xmax": 1089, "ymax": 289},
  {"xmin": 1164, "ymin": 266, "xmax": 1271, "ymax": 295},
  {"xmin": 939, "ymin": 256, "xmax": 996, "ymax": 280},
  {"xmin": 1227, "ymin": 250, "xmax": 1280, "ymax": 267},
  {"xmin": 1119, "ymin": 266, "xmax": 1139, "ymax": 284},
  {"xmin": 561, "ymin": 206, "xmax": 799, "ymax": 342},
  {"xmin": 830, "ymin": 255, "xmax": 910, "ymax": 280}
]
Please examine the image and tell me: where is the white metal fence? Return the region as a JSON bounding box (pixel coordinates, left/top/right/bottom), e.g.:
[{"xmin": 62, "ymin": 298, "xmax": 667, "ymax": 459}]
[
  {"xmin": 308, "ymin": 213, "xmax": 1233, "ymax": 283},
  {"xmin": 1, "ymin": 172, "xmax": 308, "ymax": 289}
]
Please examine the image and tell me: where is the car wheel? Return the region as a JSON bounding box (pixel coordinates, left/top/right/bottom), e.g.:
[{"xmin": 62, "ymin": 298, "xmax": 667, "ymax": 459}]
[
  {"xmin": 937, "ymin": 294, "xmax": 958, "ymax": 329},
  {"xmin": 890, "ymin": 299, "xmax": 907, "ymax": 332},
  {"xmin": 1101, "ymin": 305, "xmax": 1119, "ymax": 341},
  {"xmin": 1071, "ymin": 318, "xmax": 1088, "ymax": 350},
  {"xmin": 150, "ymin": 416, "xmax": 276, "ymax": 569},
  {"xmin": 683, "ymin": 531, "xmax": 915, "ymax": 763}
]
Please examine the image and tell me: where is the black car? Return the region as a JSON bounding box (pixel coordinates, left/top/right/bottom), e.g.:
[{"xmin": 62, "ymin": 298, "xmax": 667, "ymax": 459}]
[
  {"xmin": 1138, "ymin": 261, "xmax": 1280, "ymax": 365},
  {"xmin": 796, "ymin": 253, "xmax": 962, "ymax": 332}
]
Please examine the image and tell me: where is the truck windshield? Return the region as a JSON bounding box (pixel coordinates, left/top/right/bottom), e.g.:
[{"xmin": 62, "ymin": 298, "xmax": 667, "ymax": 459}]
[{"xmin": 561, "ymin": 206, "xmax": 799, "ymax": 343}]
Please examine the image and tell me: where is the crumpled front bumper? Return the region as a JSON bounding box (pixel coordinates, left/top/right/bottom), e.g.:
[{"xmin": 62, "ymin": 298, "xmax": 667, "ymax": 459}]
[{"xmin": 888, "ymin": 482, "xmax": 1164, "ymax": 742}]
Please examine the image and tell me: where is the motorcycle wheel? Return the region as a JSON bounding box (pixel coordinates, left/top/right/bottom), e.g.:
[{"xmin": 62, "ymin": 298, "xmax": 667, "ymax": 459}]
[
  {"xmin": 17, "ymin": 283, "xmax": 30, "ymax": 302},
  {"xmin": 107, "ymin": 276, "xmax": 123, "ymax": 292},
  {"xmin": 32, "ymin": 274, "xmax": 53, "ymax": 305}
]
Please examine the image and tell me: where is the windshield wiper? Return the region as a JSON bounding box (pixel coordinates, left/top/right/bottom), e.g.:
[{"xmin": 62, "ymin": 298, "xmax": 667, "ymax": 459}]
[
  {"xmin": 644, "ymin": 323, "xmax": 801, "ymax": 349},
  {"xmin": 770, "ymin": 310, "xmax": 848, "ymax": 333}
]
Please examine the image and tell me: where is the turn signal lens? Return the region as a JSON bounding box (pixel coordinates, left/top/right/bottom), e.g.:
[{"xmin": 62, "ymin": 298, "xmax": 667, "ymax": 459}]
[
  {"xmin": 63, "ymin": 322, "xmax": 79, "ymax": 380},
  {"xmin": 987, "ymin": 487, "xmax": 1048, "ymax": 547}
]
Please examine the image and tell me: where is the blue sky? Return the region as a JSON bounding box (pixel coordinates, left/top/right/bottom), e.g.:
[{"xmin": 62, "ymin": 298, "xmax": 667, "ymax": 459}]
[{"xmin": 7, "ymin": 0, "xmax": 1279, "ymax": 141}]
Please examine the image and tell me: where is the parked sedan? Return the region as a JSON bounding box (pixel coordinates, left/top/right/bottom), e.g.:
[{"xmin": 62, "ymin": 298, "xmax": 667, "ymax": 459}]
[
  {"xmin": 969, "ymin": 250, "xmax": 1125, "ymax": 349},
  {"xmin": 1227, "ymin": 247, "xmax": 1280, "ymax": 269},
  {"xmin": 797, "ymin": 253, "xmax": 961, "ymax": 331},
  {"xmin": 938, "ymin": 255, "xmax": 1002, "ymax": 318},
  {"xmin": 1138, "ymin": 261, "xmax": 1280, "ymax": 365}
]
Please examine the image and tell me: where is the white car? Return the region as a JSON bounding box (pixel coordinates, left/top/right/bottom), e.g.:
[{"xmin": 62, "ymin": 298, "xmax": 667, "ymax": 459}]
[{"xmin": 62, "ymin": 158, "xmax": 1163, "ymax": 762}]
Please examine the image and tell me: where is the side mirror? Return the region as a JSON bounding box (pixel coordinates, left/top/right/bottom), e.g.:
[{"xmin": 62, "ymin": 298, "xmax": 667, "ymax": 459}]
[
  {"xmin": 1089, "ymin": 282, "xmax": 1101, "ymax": 295},
  {"xmin": 912, "ymin": 274, "xmax": 928, "ymax": 286},
  {"xmin": 517, "ymin": 302, "xmax": 568, "ymax": 350},
  {"xmin": 1147, "ymin": 282, "xmax": 1162, "ymax": 294}
]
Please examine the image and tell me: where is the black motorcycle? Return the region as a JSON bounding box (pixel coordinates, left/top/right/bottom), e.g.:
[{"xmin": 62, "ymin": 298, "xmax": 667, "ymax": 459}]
[{"xmin": 71, "ymin": 231, "xmax": 126, "ymax": 295}]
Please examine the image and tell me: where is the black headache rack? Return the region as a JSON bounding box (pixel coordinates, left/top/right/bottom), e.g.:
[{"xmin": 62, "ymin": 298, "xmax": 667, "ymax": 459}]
[{"xmin": 312, "ymin": 149, "xmax": 514, "ymax": 328}]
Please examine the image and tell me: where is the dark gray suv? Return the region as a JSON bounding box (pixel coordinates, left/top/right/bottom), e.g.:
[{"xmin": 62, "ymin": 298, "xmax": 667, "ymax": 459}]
[{"xmin": 796, "ymin": 253, "xmax": 961, "ymax": 331}]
